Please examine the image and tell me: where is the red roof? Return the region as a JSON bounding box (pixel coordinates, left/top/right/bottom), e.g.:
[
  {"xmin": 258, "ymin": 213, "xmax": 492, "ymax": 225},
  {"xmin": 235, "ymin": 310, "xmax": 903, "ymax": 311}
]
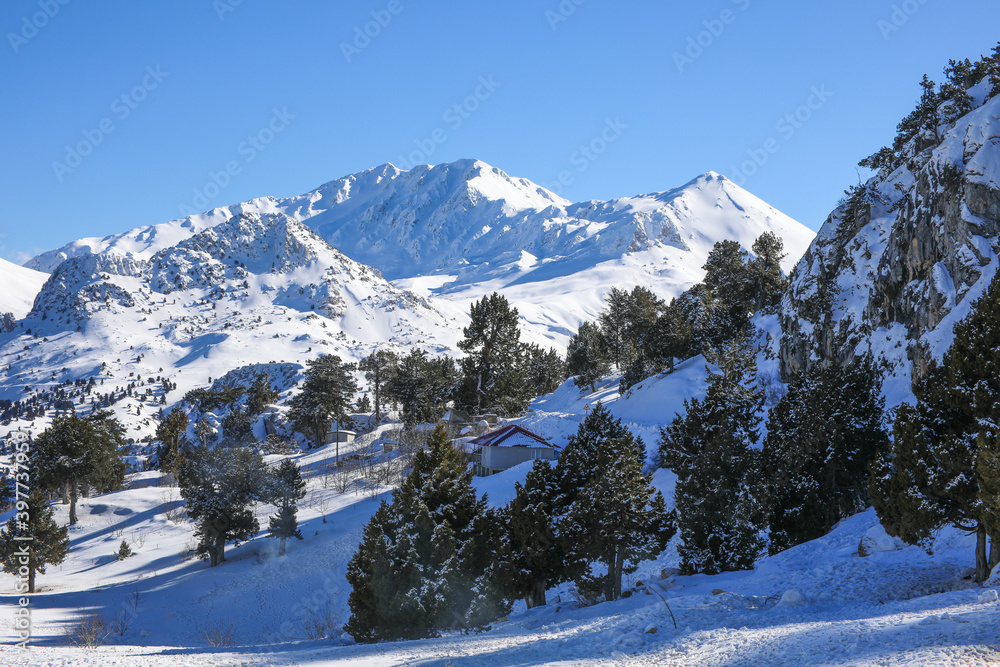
[{"xmin": 467, "ymin": 424, "xmax": 560, "ymax": 450}]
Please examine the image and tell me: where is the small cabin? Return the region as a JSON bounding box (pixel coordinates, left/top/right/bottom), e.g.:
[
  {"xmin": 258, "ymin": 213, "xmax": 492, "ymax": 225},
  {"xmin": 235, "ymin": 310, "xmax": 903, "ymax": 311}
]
[
  {"xmin": 325, "ymin": 429, "xmax": 357, "ymax": 445},
  {"xmin": 467, "ymin": 424, "xmax": 559, "ymax": 476}
]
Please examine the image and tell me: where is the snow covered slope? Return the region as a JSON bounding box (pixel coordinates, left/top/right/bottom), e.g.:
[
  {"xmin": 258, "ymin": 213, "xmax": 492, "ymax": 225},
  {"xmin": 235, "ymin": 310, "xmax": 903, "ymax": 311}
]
[
  {"xmin": 0, "ymin": 256, "xmax": 48, "ymax": 319},
  {"xmin": 26, "ymin": 160, "xmax": 814, "ymax": 349},
  {"xmin": 0, "ymin": 212, "xmax": 460, "ymax": 440},
  {"xmin": 780, "ymin": 80, "xmax": 1000, "ymax": 401}
]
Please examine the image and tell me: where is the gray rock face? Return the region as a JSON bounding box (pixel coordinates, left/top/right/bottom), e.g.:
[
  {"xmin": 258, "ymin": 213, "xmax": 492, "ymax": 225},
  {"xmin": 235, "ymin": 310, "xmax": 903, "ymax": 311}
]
[{"xmin": 780, "ymin": 89, "xmax": 1000, "ymax": 385}]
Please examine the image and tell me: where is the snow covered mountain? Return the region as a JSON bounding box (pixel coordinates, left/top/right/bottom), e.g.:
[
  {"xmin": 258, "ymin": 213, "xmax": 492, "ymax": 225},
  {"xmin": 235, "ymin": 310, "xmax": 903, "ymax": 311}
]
[
  {"xmin": 0, "ymin": 256, "xmax": 48, "ymax": 320},
  {"xmin": 779, "ymin": 78, "xmax": 1000, "ymax": 402},
  {"xmin": 24, "ymin": 160, "xmax": 814, "ymax": 346},
  {"xmin": 0, "ymin": 212, "xmax": 460, "ymax": 439}
]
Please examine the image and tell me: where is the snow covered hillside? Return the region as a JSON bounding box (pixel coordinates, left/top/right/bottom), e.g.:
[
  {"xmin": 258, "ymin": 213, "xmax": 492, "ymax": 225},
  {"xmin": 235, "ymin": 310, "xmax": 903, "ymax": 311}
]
[
  {"xmin": 0, "ymin": 212, "xmax": 460, "ymax": 442},
  {"xmin": 25, "ymin": 160, "xmax": 814, "ymax": 349},
  {"xmin": 780, "ymin": 78, "xmax": 1000, "ymax": 401},
  {"xmin": 0, "ymin": 257, "xmax": 48, "ymax": 320}
]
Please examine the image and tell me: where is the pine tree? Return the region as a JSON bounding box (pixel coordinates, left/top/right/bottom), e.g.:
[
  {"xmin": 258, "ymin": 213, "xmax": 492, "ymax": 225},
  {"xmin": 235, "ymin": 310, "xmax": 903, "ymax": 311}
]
[
  {"xmin": 0, "ymin": 491, "xmax": 69, "ymax": 593},
  {"xmin": 355, "ymin": 394, "xmax": 372, "ymax": 415},
  {"xmin": 702, "ymin": 240, "xmax": 753, "ymax": 339},
  {"xmin": 506, "ymin": 460, "xmax": 564, "ymax": 608},
  {"xmin": 116, "ymin": 539, "xmax": 133, "ymax": 560},
  {"xmin": 387, "ymin": 349, "xmax": 458, "ymax": 426},
  {"xmin": 659, "ymin": 339, "xmax": 764, "ymax": 574},
  {"xmin": 266, "ymin": 459, "xmax": 306, "ymax": 556},
  {"xmin": 524, "ymin": 344, "xmax": 567, "ymax": 397},
  {"xmin": 287, "ymin": 354, "xmax": 358, "ymax": 453},
  {"xmin": 566, "ymin": 321, "xmax": 610, "ymax": 393},
  {"xmin": 178, "ymin": 445, "xmax": 270, "ymax": 567},
  {"xmin": 221, "ymin": 408, "xmax": 254, "ymax": 445},
  {"xmin": 598, "ymin": 287, "xmax": 635, "ymax": 369},
  {"xmin": 345, "ymin": 424, "xmax": 509, "ymax": 642},
  {"xmin": 763, "ymin": 357, "xmax": 889, "ymax": 554},
  {"xmin": 246, "ymin": 374, "xmax": 279, "ymax": 417},
  {"xmin": 749, "ymin": 232, "xmax": 787, "ymax": 312},
  {"xmin": 32, "ymin": 412, "xmax": 126, "ymax": 525},
  {"xmin": 155, "ymin": 407, "xmax": 188, "ymax": 475},
  {"xmin": 458, "ymin": 292, "xmax": 529, "ymax": 415},
  {"xmin": 556, "ymin": 404, "xmax": 673, "ymax": 601},
  {"xmin": 359, "ymin": 349, "xmax": 398, "ymax": 425},
  {"xmin": 871, "ymin": 272, "xmax": 1000, "ymax": 581},
  {"xmin": 646, "ymin": 298, "xmax": 695, "ymax": 372}
]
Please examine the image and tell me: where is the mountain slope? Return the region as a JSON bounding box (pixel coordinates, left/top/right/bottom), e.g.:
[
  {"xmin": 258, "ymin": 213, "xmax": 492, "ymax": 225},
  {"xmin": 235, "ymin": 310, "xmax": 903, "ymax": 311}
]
[
  {"xmin": 0, "ymin": 257, "xmax": 48, "ymax": 319},
  {"xmin": 779, "ymin": 77, "xmax": 1000, "ymax": 401},
  {"xmin": 25, "ymin": 161, "xmax": 814, "ymax": 348}
]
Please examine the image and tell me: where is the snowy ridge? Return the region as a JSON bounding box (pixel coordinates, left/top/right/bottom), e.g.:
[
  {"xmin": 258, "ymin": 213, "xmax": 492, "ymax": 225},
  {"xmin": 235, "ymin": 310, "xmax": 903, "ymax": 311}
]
[
  {"xmin": 0, "ymin": 257, "xmax": 49, "ymax": 319},
  {"xmin": 780, "ymin": 81, "xmax": 1000, "ymax": 400}
]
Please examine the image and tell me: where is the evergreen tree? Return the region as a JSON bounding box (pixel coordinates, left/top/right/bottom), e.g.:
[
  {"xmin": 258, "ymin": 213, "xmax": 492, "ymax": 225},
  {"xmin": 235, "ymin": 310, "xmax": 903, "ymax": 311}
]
[
  {"xmin": 524, "ymin": 344, "xmax": 567, "ymax": 397},
  {"xmin": 598, "ymin": 287, "xmax": 635, "ymax": 369},
  {"xmin": 659, "ymin": 339, "xmax": 764, "ymax": 574},
  {"xmin": 267, "ymin": 459, "xmax": 306, "ymax": 556},
  {"xmin": 221, "ymin": 408, "xmax": 254, "ymax": 445},
  {"xmin": 763, "ymin": 357, "xmax": 889, "ymax": 554},
  {"xmin": 178, "ymin": 445, "xmax": 270, "ymax": 567},
  {"xmin": 458, "ymin": 292, "xmax": 529, "ymax": 415},
  {"xmin": 287, "ymin": 355, "xmax": 358, "ymax": 451},
  {"xmin": 359, "ymin": 349, "xmax": 398, "ymax": 425},
  {"xmin": 155, "ymin": 407, "xmax": 188, "ymax": 475},
  {"xmin": 622, "ymin": 286, "xmax": 665, "ymax": 352},
  {"xmin": 387, "ymin": 349, "xmax": 458, "ymax": 426},
  {"xmin": 0, "ymin": 491, "xmax": 69, "ymax": 593},
  {"xmin": 646, "ymin": 298, "xmax": 695, "ymax": 372},
  {"xmin": 748, "ymin": 232, "xmax": 787, "ymax": 312},
  {"xmin": 345, "ymin": 424, "xmax": 509, "ymax": 642},
  {"xmin": 355, "ymin": 394, "xmax": 372, "ymax": 415},
  {"xmin": 195, "ymin": 416, "xmax": 216, "ymax": 447},
  {"xmin": 506, "ymin": 460, "xmax": 564, "ymax": 608},
  {"xmin": 246, "ymin": 374, "xmax": 280, "ymax": 417},
  {"xmin": 32, "ymin": 412, "xmax": 125, "ymax": 525},
  {"xmin": 872, "ymin": 272, "xmax": 1000, "ymax": 581},
  {"xmin": 702, "ymin": 240, "xmax": 753, "ymax": 339},
  {"xmin": 566, "ymin": 321, "xmax": 610, "ymax": 393},
  {"xmin": 556, "ymin": 404, "xmax": 673, "ymax": 601}
]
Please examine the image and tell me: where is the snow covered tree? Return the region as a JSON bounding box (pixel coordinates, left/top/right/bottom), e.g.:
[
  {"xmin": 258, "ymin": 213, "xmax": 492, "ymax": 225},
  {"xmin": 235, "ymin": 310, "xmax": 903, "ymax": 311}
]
[
  {"xmin": 659, "ymin": 339, "xmax": 764, "ymax": 574},
  {"xmin": 32, "ymin": 411, "xmax": 126, "ymax": 525},
  {"xmin": 387, "ymin": 349, "xmax": 458, "ymax": 426},
  {"xmin": 748, "ymin": 232, "xmax": 787, "ymax": 313},
  {"xmin": 556, "ymin": 404, "xmax": 673, "ymax": 601},
  {"xmin": 287, "ymin": 354, "xmax": 358, "ymax": 451},
  {"xmin": 524, "ymin": 343, "xmax": 567, "ymax": 397},
  {"xmin": 245, "ymin": 373, "xmax": 279, "ymax": 417},
  {"xmin": 598, "ymin": 287, "xmax": 635, "ymax": 369},
  {"xmin": 872, "ymin": 272, "xmax": 1000, "ymax": 581},
  {"xmin": 702, "ymin": 240, "xmax": 753, "ymax": 340},
  {"xmin": 359, "ymin": 348, "xmax": 398, "ymax": 425},
  {"xmin": 567, "ymin": 321, "xmax": 609, "ymax": 393},
  {"xmin": 266, "ymin": 459, "xmax": 306, "ymax": 556},
  {"xmin": 221, "ymin": 408, "xmax": 254, "ymax": 445},
  {"xmin": 763, "ymin": 357, "xmax": 889, "ymax": 554},
  {"xmin": 458, "ymin": 292, "xmax": 529, "ymax": 415},
  {"xmin": 0, "ymin": 491, "xmax": 69, "ymax": 593},
  {"xmin": 505, "ymin": 460, "xmax": 565, "ymax": 608},
  {"xmin": 178, "ymin": 445, "xmax": 270, "ymax": 567},
  {"xmin": 345, "ymin": 424, "xmax": 508, "ymax": 642},
  {"xmin": 355, "ymin": 394, "xmax": 372, "ymax": 415},
  {"xmin": 155, "ymin": 406, "xmax": 188, "ymax": 475}
]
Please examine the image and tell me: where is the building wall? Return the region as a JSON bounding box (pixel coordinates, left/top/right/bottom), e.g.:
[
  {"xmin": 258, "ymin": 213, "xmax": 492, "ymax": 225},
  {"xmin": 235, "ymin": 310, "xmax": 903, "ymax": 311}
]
[{"xmin": 480, "ymin": 445, "xmax": 555, "ymax": 474}]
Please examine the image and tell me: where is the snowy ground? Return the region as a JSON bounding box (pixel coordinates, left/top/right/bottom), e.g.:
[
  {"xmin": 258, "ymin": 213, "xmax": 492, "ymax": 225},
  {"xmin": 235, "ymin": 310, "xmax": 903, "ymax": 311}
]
[{"xmin": 2, "ymin": 369, "xmax": 999, "ymax": 665}]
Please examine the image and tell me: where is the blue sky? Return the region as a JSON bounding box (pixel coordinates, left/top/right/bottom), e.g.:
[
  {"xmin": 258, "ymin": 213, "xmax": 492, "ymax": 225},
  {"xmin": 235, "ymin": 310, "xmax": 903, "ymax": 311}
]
[{"xmin": 0, "ymin": 0, "xmax": 996, "ymax": 263}]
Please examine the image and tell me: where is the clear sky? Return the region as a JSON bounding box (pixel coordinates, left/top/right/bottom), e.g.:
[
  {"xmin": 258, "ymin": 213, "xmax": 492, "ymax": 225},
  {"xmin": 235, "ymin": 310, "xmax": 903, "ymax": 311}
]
[{"xmin": 0, "ymin": 0, "xmax": 996, "ymax": 263}]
